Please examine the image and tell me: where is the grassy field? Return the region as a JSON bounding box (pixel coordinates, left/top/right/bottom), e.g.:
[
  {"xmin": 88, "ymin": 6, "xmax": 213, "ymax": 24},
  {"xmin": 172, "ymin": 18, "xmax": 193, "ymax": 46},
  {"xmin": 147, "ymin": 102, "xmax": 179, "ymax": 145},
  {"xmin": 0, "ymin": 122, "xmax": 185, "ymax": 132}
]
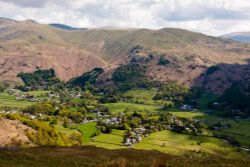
[
  {"xmin": 164, "ymin": 108, "xmax": 204, "ymax": 118},
  {"xmin": 85, "ymin": 129, "xmax": 245, "ymax": 158},
  {"xmin": 75, "ymin": 122, "xmax": 97, "ymax": 143},
  {"xmin": 165, "ymin": 109, "xmax": 250, "ymax": 146},
  {"xmin": 123, "ymin": 89, "xmax": 158, "ymax": 105},
  {"xmin": 22, "ymin": 90, "xmax": 50, "ymax": 96},
  {"xmin": 104, "ymin": 102, "xmax": 250, "ymax": 147},
  {"xmin": 0, "ymin": 92, "xmax": 34, "ymax": 108},
  {"xmin": 194, "ymin": 115, "xmax": 250, "ymax": 146},
  {"xmin": 105, "ymin": 102, "xmax": 161, "ymax": 113},
  {"xmin": 134, "ymin": 130, "xmax": 243, "ymax": 158},
  {"xmin": 0, "ymin": 91, "xmax": 50, "ymax": 109},
  {"xmin": 89, "ymin": 129, "xmax": 126, "ymax": 149}
]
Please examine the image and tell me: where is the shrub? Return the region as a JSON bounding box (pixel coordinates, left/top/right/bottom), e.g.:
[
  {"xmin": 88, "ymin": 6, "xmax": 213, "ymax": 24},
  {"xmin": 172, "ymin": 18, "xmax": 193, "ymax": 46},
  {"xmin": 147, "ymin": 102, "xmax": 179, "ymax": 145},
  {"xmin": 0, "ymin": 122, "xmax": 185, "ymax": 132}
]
[{"xmin": 158, "ymin": 57, "xmax": 170, "ymax": 65}]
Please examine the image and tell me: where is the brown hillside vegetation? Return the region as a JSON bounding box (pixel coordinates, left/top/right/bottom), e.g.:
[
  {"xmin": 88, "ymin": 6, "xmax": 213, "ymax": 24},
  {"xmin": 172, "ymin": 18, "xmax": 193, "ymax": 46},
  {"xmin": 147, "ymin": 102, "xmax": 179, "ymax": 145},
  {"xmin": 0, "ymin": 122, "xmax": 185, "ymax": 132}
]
[
  {"xmin": 0, "ymin": 118, "xmax": 34, "ymax": 147},
  {"xmin": 0, "ymin": 146, "xmax": 249, "ymax": 167},
  {"xmin": 0, "ymin": 19, "xmax": 106, "ymax": 83},
  {"xmin": 1, "ymin": 18, "xmax": 250, "ymax": 92}
]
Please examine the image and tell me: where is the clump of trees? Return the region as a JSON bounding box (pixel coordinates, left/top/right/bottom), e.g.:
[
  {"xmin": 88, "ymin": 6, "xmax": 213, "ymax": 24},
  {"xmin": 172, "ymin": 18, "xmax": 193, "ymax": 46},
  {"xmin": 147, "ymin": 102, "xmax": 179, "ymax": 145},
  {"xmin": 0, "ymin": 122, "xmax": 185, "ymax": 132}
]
[
  {"xmin": 23, "ymin": 103, "xmax": 54, "ymax": 115},
  {"xmin": 22, "ymin": 102, "xmax": 87, "ymax": 124},
  {"xmin": 69, "ymin": 68, "xmax": 104, "ymax": 89},
  {"xmin": 216, "ymin": 79, "xmax": 250, "ymax": 117},
  {"xmin": 153, "ymin": 83, "xmax": 190, "ymax": 107},
  {"xmin": 112, "ymin": 64, "xmax": 145, "ymax": 83},
  {"xmin": 112, "ymin": 64, "xmax": 160, "ymax": 91},
  {"xmin": 17, "ymin": 69, "xmax": 63, "ymax": 91},
  {"xmin": 0, "ymin": 84, "xmax": 8, "ymax": 92}
]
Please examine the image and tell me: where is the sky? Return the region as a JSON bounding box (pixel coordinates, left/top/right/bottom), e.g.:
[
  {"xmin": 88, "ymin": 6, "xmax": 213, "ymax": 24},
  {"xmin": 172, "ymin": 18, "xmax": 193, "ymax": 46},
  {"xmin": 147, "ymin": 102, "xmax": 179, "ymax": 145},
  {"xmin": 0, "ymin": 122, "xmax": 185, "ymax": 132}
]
[{"xmin": 0, "ymin": 0, "xmax": 250, "ymax": 36}]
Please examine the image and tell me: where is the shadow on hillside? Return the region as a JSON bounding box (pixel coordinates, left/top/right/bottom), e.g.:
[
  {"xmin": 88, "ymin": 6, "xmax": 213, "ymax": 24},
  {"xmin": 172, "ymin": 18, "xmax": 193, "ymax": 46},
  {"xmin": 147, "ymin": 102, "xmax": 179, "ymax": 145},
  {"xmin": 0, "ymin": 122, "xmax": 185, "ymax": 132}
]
[{"xmin": 191, "ymin": 59, "xmax": 250, "ymax": 93}]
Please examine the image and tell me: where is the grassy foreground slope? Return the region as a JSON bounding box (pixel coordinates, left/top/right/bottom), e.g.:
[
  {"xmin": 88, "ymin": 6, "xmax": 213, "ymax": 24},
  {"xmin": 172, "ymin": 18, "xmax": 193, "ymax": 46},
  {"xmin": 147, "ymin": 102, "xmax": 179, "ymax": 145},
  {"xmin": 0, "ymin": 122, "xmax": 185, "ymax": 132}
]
[{"xmin": 0, "ymin": 146, "xmax": 249, "ymax": 167}]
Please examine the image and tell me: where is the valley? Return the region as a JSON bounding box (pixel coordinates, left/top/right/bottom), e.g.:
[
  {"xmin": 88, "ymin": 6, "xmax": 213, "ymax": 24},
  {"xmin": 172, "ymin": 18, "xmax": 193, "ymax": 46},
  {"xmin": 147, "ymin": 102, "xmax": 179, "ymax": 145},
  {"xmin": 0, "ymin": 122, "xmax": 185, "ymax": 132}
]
[
  {"xmin": 0, "ymin": 18, "xmax": 250, "ymax": 166},
  {"xmin": 0, "ymin": 81, "xmax": 249, "ymax": 157}
]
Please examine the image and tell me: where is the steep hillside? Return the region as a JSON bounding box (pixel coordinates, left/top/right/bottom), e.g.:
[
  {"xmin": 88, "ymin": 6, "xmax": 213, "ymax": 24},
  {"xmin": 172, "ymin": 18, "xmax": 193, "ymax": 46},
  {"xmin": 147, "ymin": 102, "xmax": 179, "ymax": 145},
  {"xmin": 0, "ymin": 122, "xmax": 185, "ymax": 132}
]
[
  {"xmin": 1, "ymin": 19, "xmax": 250, "ymax": 93},
  {"xmin": 0, "ymin": 19, "xmax": 106, "ymax": 83},
  {"xmin": 221, "ymin": 32, "xmax": 250, "ymax": 43},
  {"xmin": 56, "ymin": 27, "xmax": 250, "ymax": 92}
]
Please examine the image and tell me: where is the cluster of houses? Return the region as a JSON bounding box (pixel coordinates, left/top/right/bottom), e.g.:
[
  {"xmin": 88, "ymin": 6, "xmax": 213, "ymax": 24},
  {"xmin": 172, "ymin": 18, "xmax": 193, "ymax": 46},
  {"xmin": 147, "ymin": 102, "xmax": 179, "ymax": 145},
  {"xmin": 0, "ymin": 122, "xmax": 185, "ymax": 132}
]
[
  {"xmin": 211, "ymin": 125, "xmax": 230, "ymax": 131},
  {"xmin": 7, "ymin": 88, "xmax": 41, "ymax": 102},
  {"xmin": 179, "ymin": 104, "xmax": 197, "ymax": 111},
  {"xmin": 15, "ymin": 94, "xmax": 40, "ymax": 102},
  {"xmin": 49, "ymin": 90, "xmax": 83, "ymax": 99},
  {"xmin": 7, "ymin": 88, "xmax": 84, "ymax": 104},
  {"xmin": 81, "ymin": 110, "xmax": 122, "ymax": 125},
  {"xmin": 234, "ymin": 116, "xmax": 250, "ymax": 121},
  {"xmin": 122, "ymin": 127, "xmax": 146, "ymax": 147}
]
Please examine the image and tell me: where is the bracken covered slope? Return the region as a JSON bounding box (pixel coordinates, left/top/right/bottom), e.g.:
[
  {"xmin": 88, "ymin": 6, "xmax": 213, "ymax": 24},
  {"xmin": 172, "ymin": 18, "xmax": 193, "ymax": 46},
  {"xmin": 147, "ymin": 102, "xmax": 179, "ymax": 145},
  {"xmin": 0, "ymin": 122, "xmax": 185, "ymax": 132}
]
[
  {"xmin": 57, "ymin": 27, "xmax": 250, "ymax": 92},
  {"xmin": 1, "ymin": 18, "xmax": 250, "ymax": 92},
  {"xmin": 0, "ymin": 18, "xmax": 106, "ymax": 83}
]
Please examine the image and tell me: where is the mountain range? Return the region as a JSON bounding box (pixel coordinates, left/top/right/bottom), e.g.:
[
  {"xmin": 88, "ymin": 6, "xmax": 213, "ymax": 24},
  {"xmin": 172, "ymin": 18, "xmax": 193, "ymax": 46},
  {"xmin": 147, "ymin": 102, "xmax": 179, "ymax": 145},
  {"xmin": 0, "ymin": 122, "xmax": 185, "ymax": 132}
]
[{"xmin": 1, "ymin": 18, "xmax": 250, "ymax": 93}]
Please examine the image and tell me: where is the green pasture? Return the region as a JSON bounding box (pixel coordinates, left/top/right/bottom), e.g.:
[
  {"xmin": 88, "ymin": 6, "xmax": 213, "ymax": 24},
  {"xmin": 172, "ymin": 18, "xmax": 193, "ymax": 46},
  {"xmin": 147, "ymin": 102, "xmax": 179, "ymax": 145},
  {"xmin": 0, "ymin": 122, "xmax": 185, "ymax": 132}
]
[
  {"xmin": 0, "ymin": 92, "xmax": 34, "ymax": 108},
  {"xmin": 89, "ymin": 129, "xmax": 126, "ymax": 149},
  {"xmin": 105, "ymin": 102, "xmax": 161, "ymax": 114},
  {"xmin": 75, "ymin": 122, "xmax": 97, "ymax": 143},
  {"xmin": 134, "ymin": 130, "xmax": 242, "ymax": 158}
]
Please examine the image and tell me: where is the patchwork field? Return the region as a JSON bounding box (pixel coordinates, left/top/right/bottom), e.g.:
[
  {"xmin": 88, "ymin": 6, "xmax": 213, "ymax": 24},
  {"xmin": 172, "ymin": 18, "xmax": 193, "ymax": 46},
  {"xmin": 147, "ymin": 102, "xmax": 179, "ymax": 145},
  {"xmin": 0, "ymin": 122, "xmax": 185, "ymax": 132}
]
[
  {"xmin": 194, "ymin": 115, "xmax": 250, "ymax": 146},
  {"xmin": 0, "ymin": 88, "xmax": 249, "ymax": 159},
  {"xmin": 166, "ymin": 109, "xmax": 250, "ymax": 146}
]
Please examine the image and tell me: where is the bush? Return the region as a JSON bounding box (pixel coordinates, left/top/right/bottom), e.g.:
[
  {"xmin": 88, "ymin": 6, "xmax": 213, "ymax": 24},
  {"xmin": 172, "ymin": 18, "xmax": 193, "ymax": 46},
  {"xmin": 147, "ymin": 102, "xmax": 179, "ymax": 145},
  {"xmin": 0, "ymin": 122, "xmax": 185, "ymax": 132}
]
[{"xmin": 158, "ymin": 57, "xmax": 170, "ymax": 65}]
